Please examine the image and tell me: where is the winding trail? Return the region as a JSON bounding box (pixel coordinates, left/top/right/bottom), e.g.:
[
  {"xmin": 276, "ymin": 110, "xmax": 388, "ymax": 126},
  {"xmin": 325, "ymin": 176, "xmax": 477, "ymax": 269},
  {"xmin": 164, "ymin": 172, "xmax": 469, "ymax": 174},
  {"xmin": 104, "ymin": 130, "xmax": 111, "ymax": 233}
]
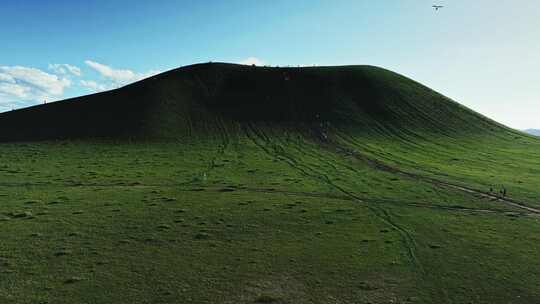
[
  {"xmin": 327, "ymin": 132, "xmax": 540, "ymax": 215},
  {"xmin": 242, "ymin": 124, "xmax": 426, "ymax": 274},
  {"xmin": 1, "ymin": 180, "xmax": 528, "ymax": 216}
]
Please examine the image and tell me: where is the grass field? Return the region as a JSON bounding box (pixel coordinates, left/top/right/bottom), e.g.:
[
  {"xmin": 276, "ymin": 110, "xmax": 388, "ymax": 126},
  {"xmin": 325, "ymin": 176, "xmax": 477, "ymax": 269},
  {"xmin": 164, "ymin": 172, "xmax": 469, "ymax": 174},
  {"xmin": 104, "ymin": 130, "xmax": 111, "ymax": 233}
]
[{"xmin": 1, "ymin": 63, "xmax": 539, "ymax": 303}]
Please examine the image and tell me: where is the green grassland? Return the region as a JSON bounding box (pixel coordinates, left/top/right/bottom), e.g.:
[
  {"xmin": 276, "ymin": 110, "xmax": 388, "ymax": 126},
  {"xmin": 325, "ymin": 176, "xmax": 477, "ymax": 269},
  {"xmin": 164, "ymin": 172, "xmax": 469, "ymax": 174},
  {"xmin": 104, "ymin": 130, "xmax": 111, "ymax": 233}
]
[{"xmin": 0, "ymin": 63, "xmax": 539, "ymax": 303}]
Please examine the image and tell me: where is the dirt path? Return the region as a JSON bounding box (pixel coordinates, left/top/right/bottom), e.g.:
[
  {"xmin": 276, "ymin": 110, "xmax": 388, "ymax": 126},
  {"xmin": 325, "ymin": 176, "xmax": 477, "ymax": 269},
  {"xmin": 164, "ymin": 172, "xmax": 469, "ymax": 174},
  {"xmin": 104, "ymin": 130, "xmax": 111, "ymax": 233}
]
[
  {"xmin": 440, "ymin": 182, "xmax": 540, "ymax": 214},
  {"xmin": 327, "ymin": 134, "xmax": 540, "ymax": 214}
]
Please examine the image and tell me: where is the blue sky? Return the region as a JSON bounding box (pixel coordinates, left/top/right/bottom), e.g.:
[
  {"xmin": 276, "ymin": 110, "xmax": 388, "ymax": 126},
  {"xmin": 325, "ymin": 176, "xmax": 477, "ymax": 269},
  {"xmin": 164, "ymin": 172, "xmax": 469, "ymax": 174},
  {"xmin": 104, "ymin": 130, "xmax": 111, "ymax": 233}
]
[{"xmin": 1, "ymin": 0, "xmax": 539, "ymax": 129}]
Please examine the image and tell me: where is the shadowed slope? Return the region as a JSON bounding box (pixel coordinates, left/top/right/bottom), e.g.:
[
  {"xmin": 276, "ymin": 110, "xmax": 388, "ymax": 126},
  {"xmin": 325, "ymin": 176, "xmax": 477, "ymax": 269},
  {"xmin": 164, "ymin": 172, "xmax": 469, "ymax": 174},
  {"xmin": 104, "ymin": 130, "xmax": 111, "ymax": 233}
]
[{"xmin": 0, "ymin": 63, "xmax": 515, "ymax": 141}]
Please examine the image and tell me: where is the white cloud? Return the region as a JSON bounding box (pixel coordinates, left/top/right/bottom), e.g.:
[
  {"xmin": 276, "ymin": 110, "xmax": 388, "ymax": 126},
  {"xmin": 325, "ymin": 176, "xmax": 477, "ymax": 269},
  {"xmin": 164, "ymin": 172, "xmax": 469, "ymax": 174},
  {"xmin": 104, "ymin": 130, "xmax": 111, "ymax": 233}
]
[
  {"xmin": 0, "ymin": 82, "xmax": 30, "ymax": 99},
  {"xmin": 0, "ymin": 66, "xmax": 70, "ymax": 96},
  {"xmin": 0, "ymin": 61, "xmax": 161, "ymax": 112},
  {"xmin": 0, "ymin": 66, "xmax": 71, "ymax": 111},
  {"xmin": 0, "ymin": 73, "xmax": 15, "ymax": 83},
  {"xmin": 238, "ymin": 57, "xmax": 265, "ymax": 66},
  {"xmin": 85, "ymin": 60, "xmax": 136, "ymax": 82},
  {"xmin": 49, "ymin": 63, "xmax": 82, "ymax": 77},
  {"xmin": 84, "ymin": 60, "xmax": 160, "ymax": 87},
  {"xmin": 80, "ymin": 80, "xmax": 109, "ymax": 92}
]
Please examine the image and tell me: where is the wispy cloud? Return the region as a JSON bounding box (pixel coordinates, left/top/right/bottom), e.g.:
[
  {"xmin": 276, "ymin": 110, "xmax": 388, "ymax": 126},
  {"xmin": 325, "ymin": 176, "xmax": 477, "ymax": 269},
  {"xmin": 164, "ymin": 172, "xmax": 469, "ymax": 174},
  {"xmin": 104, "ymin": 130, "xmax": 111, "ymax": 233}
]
[
  {"xmin": 0, "ymin": 66, "xmax": 71, "ymax": 110},
  {"xmin": 0, "ymin": 82, "xmax": 30, "ymax": 99},
  {"xmin": 238, "ymin": 57, "xmax": 265, "ymax": 66},
  {"xmin": 0, "ymin": 66, "xmax": 71, "ymax": 95},
  {"xmin": 0, "ymin": 73, "xmax": 15, "ymax": 83},
  {"xmin": 80, "ymin": 80, "xmax": 109, "ymax": 92},
  {"xmin": 49, "ymin": 63, "xmax": 82, "ymax": 77},
  {"xmin": 0, "ymin": 61, "xmax": 162, "ymax": 112},
  {"xmin": 84, "ymin": 60, "xmax": 160, "ymax": 87}
]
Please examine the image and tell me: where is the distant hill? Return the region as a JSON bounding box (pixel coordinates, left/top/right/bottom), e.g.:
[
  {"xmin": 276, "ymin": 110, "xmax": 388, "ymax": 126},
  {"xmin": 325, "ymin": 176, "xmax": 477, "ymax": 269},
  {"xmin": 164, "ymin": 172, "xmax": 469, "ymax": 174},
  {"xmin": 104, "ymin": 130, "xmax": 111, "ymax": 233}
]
[
  {"xmin": 524, "ymin": 129, "xmax": 540, "ymax": 136},
  {"xmin": 0, "ymin": 62, "xmax": 517, "ymax": 142}
]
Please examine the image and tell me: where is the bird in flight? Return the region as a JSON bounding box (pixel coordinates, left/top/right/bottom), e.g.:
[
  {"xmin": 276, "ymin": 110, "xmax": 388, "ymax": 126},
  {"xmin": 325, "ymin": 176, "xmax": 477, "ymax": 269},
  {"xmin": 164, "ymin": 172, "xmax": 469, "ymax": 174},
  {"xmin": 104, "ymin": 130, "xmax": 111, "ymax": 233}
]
[{"xmin": 433, "ymin": 5, "xmax": 444, "ymax": 10}]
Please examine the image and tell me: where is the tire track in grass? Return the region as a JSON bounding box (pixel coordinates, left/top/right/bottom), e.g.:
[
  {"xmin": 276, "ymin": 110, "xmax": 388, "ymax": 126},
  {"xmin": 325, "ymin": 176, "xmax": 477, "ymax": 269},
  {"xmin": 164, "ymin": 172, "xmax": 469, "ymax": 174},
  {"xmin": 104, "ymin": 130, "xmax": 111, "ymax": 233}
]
[
  {"xmin": 329, "ymin": 130, "xmax": 540, "ymax": 214},
  {"xmin": 242, "ymin": 123, "xmax": 426, "ymax": 275}
]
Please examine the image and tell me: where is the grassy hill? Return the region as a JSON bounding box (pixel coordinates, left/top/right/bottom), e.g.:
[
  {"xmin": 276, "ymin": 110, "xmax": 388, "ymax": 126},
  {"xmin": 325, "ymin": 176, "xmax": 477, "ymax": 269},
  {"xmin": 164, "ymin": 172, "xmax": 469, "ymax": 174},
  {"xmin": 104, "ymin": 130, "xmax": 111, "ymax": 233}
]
[
  {"xmin": 0, "ymin": 63, "xmax": 511, "ymax": 141},
  {"xmin": 1, "ymin": 63, "xmax": 539, "ymax": 304}
]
